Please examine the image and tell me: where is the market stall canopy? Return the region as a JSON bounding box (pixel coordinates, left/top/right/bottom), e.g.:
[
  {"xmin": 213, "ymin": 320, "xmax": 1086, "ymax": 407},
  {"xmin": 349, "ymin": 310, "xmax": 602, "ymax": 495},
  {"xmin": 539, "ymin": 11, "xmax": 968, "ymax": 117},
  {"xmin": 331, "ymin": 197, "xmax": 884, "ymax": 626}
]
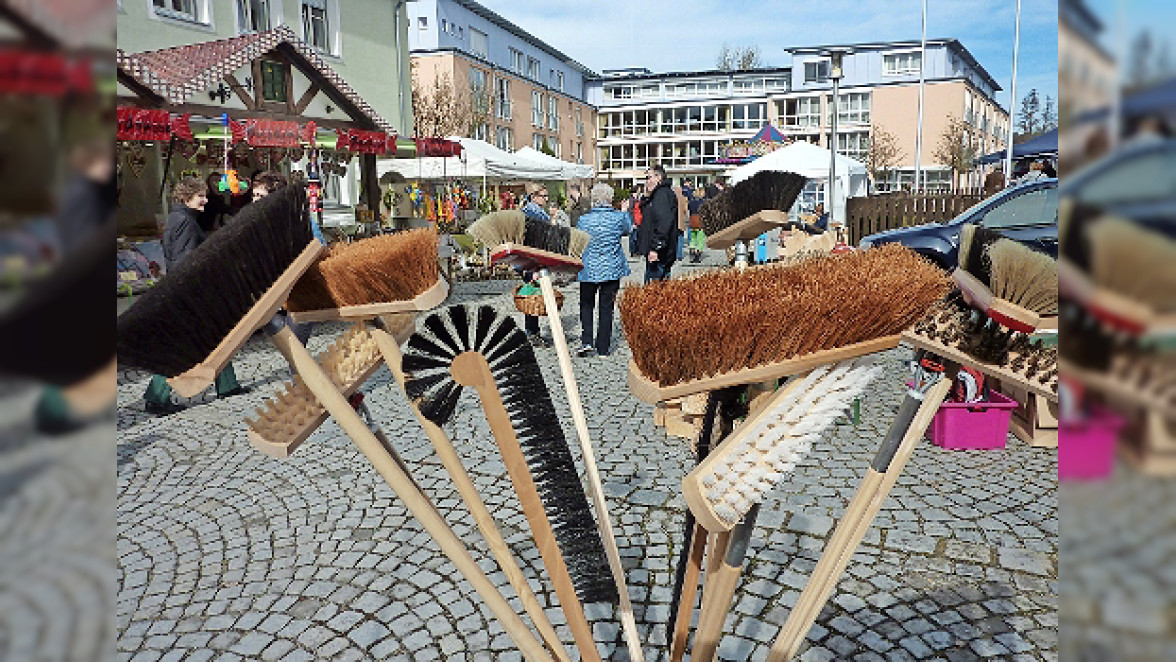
[
  {"xmin": 514, "ymin": 147, "xmax": 595, "ymax": 180},
  {"xmin": 751, "ymin": 124, "xmax": 787, "ymax": 143},
  {"xmin": 977, "ymin": 128, "xmax": 1058, "ymax": 165},
  {"xmin": 726, "ymin": 141, "xmax": 868, "ymax": 221},
  {"xmin": 378, "ymin": 137, "xmax": 564, "ymax": 181}
]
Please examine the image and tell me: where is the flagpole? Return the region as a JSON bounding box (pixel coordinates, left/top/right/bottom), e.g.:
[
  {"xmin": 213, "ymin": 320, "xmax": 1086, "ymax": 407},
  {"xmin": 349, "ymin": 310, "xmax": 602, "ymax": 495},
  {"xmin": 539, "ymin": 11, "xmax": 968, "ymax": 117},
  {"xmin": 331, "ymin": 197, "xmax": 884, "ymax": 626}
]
[
  {"xmin": 1004, "ymin": 0, "xmax": 1022, "ymax": 181},
  {"xmin": 914, "ymin": 0, "xmax": 927, "ymax": 192}
]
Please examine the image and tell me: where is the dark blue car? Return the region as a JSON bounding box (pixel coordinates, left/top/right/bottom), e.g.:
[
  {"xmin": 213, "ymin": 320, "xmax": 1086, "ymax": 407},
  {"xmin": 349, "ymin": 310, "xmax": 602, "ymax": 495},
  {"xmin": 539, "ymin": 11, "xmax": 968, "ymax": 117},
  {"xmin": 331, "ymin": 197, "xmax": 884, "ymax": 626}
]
[{"xmin": 857, "ymin": 179, "xmax": 1058, "ymax": 269}]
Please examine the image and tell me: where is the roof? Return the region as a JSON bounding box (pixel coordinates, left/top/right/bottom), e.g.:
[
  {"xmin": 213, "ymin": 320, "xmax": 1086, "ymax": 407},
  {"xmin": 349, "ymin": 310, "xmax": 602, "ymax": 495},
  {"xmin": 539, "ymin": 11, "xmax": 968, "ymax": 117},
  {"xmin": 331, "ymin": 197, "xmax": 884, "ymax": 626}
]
[
  {"xmin": 1060, "ymin": 0, "xmax": 1103, "ymax": 36},
  {"xmin": 433, "ymin": 0, "xmax": 596, "ymax": 78},
  {"xmin": 588, "ymin": 65, "xmax": 793, "ymax": 83},
  {"xmin": 786, "ymin": 38, "xmax": 1002, "ymax": 93},
  {"xmin": 116, "ymin": 25, "xmax": 393, "ymax": 132},
  {"xmin": 0, "ymin": 0, "xmax": 114, "ymax": 49}
]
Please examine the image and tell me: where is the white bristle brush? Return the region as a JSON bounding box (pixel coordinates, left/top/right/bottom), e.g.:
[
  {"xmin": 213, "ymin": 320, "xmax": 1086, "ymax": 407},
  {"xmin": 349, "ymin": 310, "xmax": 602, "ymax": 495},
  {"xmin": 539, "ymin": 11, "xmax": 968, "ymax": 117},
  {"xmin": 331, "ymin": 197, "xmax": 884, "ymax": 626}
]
[{"xmin": 683, "ymin": 358, "xmax": 882, "ymax": 531}]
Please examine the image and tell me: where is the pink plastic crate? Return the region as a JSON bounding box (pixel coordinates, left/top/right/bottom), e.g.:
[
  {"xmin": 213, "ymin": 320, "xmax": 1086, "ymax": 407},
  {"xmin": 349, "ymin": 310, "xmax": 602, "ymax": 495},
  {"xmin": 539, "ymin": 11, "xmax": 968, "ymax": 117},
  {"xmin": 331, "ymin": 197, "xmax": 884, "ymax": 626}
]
[
  {"xmin": 925, "ymin": 391, "xmax": 1018, "ymax": 450},
  {"xmin": 1058, "ymin": 407, "xmax": 1124, "ymax": 481}
]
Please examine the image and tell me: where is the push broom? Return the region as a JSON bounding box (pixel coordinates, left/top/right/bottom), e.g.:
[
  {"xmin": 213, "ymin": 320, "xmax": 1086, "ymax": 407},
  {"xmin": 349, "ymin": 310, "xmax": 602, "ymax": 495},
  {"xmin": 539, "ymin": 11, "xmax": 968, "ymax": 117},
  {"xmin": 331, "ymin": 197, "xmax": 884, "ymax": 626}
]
[
  {"xmin": 619, "ymin": 245, "xmax": 950, "ymax": 659},
  {"xmin": 248, "ymin": 230, "xmax": 571, "ymax": 660},
  {"xmin": 402, "ymin": 304, "xmax": 617, "ymax": 661},
  {"xmin": 116, "ymin": 187, "xmax": 551, "ymax": 661},
  {"xmin": 468, "ymin": 210, "xmax": 644, "ymax": 661}
]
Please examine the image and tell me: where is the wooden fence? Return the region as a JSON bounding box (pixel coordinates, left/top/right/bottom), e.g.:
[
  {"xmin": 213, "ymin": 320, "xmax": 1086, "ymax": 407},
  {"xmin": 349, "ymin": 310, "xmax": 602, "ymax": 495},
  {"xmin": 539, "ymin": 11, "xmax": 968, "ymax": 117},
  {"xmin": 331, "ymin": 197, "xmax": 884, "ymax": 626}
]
[{"xmin": 846, "ymin": 189, "xmax": 984, "ymax": 246}]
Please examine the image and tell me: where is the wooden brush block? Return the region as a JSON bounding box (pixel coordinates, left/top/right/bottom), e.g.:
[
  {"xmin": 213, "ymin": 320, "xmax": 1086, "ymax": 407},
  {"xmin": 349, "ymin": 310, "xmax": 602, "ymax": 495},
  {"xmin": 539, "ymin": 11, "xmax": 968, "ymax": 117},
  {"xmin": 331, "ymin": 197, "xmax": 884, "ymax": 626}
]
[
  {"xmin": 664, "ymin": 410, "xmax": 701, "ymax": 440},
  {"xmin": 288, "ymin": 278, "xmax": 449, "ymax": 323},
  {"xmin": 998, "ymin": 381, "xmax": 1058, "ymax": 448},
  {"xmin": 706, "ymin": 210, "xmax": 793, "ymax": 250},
  {"xmin": 246, "ymin": 326, "xmax": 384, "ymax": 458},
  {"xmin": 681, "ymin": 392, "xmax": 709, "ymax": 416},
  {"xmin": 1062, "ymin": 357, "xmax": 1176, "ymax": 421},
  {"xmin": 1120, "ymin": 412, "xmax": 1176, "ymax": 476},
  {"xmin": 627, "ymin": 335, "xmax": 900, "ymax": 404},
  {"xmin": 490, "ymin": 243, "xmax": 583, "ymax": 275},
  {"xmin": 902, "ymin": 325, "xmax": 1057, "ymax": 401}
]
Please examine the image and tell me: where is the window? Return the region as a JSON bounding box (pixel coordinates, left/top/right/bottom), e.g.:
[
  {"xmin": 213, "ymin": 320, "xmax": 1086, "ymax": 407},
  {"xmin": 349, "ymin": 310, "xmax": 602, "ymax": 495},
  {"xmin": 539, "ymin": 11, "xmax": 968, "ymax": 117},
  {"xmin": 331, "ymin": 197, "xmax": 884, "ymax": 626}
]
[
  {"xmin": 547, "ymin": 97, "xmax": 558, "ymax": 131},
  {"xmin": 556, "ymin": 71, "xmax": 564, "ymax": 92},
  {"xmin": 831, "ymin": 131, "xmax": 869, "ymax": 161},
  {"xmin": 576, "ymin": 142, "xmax": 582, "ymax": 164},
  {"xmin": 260, "ymin": 60, "xmax": 287, "ymax": 102},
  {"xmin": 510, "ymin": 49, "xmax": 525, "ymax": 74},
  {"xmin": 1078, "ymin": 148, "xmax": 1176, "ymax": 206},
  {"xmin": 829, "ymin": 92, "xmax": 870, "ymax": 125},
  {"xmin": 417, "ymin": 16, "xmax": 427, "ymax": 29},
  {"xmin": 495, "ymin": 78, "xmax": 511, "ymax": 119},
  {"xmin": 153, "ymin": 0, "xmax": 202, "ymax": 23},
  {"xmin": 575, "ymin": 108, "xmax": 583, "ymax": 137},
  {"xmin": 731, "ymin": 103, "xmax": 766, "ymax": 130},
  {"xmin": 470, "ymin": 28, "xmax": 488, "ymax": 58},
  {"xmin": 495, "ymin": 127, "xmax": 514, "ymax": 151},
  {"xmin": 237, "ymin": 0, "xmax": 270, "ymax": 32},
  {"xmin": 471, "ymin": 123, "xmax": 489, "ymax": 142},
  {"xmin": 781, "ymin": 96, "xmax": 821, "ymax": 128},
  {"xmin": 302, "ymin": 0, "xmax": 331, "ymax": 53},
  {"xmin": 532, "ymin": 91, "xmax": 544, "ymax": 127},
  {"xmin": 469, "ymin": 68, "xmax": 489, "ymax": 114},
  {"xmin": 804, "ymin": 61, "xmax": 829, "ymax": 84},
  {"xmin": 533, "ymin": 133, "xmax": 547, "ymax": 150},
  {"xmin": 527, "ymin": 57, "xmax": 541, "ymax": 81},
  {"xmin": 883, "ymin": 52, "xmax": 922, "ymax": 75},
  {"xmin": 982, "ymin": 187, "xmax": 1059, "ymax": 229},
  {"xmin": 441, "ymin": 18, "xmax": 448, "ymax": 32}
]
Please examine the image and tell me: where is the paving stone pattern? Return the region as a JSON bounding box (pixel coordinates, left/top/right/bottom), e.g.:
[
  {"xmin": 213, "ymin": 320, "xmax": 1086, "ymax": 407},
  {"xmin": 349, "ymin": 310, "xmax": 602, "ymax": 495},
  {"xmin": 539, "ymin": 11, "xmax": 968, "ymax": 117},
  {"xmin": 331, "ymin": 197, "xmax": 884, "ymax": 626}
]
[{"xmin": 116, "ymin": 254, "xmax": 1058, "ymax": 660}]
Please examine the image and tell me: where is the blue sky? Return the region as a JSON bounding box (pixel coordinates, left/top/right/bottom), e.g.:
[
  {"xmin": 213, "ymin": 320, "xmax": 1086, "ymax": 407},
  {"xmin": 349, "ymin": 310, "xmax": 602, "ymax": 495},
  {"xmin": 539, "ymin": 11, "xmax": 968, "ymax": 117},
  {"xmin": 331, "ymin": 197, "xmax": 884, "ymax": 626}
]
[
  {"xmin": 1087, "ymin": 0, "xmax": 1176, "ymax": 56},
  {"xmin": 474, "ymin": 0, "xmax": 1058, "ymax": 113}
]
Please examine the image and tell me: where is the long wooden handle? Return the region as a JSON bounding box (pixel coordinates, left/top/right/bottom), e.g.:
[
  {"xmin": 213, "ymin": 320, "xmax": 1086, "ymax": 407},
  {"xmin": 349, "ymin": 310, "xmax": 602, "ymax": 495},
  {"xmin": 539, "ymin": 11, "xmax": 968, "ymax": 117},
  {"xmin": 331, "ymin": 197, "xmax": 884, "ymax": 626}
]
[
  {"xmin": 692, "ymin": 560, "xmax": 742, "ymax": 662},
  {"xmin": 266, "ymin": 327, "xmax": 550, "ymax": 662},
  {"xmin": 451, "ymin": 353, "xmax": 601, "ymax": 662},
  {"xmin": 537, "ymin": 272, "xmax": 644, "ymax": 662},
  {"xmin": 669, "ymin": 522, "xmax": 708, "ymax": 662},
  {"xmin": 766, "ymin": 379, "xmax": 951, "ymax": 662},
  {"xmin": 370, "ymin": 319, "xmax": 571, "ymax": 662}
]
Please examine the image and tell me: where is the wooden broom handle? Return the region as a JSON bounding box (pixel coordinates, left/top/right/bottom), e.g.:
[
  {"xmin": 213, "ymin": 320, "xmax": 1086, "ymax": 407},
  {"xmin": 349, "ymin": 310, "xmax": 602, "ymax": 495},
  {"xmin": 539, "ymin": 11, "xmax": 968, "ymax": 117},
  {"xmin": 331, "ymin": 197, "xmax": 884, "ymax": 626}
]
[
  {"xmin": 266, "ymin": 327, "xmax": 550, "ymax": 662},
  {"xmin": 451, "ymin": 352, "xmax": 602, "ymax": 662},
  {"xmin": 669, "ymin": 522, "xmax": 708, "ymax": 662},
  {"xmin": 766, "ymin": 378, "xmax": 951, "ymax": 662},
  {"xmin": 370, "ymin": 319, "xmax": 571, "ymax": 662},
  {"xmin": 537, "ymin": 271, "xmax": 645, "ymax": 662}
]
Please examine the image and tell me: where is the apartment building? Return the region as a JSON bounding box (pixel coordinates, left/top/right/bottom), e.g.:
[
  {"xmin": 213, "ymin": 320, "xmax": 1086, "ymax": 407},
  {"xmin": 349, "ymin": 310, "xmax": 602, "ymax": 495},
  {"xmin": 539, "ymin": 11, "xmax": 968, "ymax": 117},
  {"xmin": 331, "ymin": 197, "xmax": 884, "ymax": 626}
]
[
  {"xmin": 406, "ymin": 0, "xmax": 597, "ymax": 165},
  {"xmin": 586, "ymin": 39, "xmax": 1010, "ymax": 192}
]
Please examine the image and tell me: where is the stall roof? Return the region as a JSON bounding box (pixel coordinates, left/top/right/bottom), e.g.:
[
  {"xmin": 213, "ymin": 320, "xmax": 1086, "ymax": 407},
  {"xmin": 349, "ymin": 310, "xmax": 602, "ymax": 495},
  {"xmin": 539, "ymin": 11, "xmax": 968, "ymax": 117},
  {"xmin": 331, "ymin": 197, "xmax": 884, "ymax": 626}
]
[
  {"xmin": 977, "ymin": 128, "xmax": 1058, "ymax": 164},
  {"xmin": 379, "ymin": 137, "xmax": 563, "ymax": 181},
  {"xmin": 514, "ymin": 147, "xmax": 594, "ymax": 180},
  {"xmin": 116, "ymin": 25, "xmax": 392, "ymax": 132}
]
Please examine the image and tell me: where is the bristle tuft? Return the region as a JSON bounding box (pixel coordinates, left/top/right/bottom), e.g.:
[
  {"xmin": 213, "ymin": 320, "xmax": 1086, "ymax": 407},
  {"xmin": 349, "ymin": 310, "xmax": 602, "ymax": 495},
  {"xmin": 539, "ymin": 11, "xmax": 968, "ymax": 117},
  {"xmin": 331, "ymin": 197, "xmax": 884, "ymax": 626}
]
[
  {"xmin": 468, "ymin": 210, "xmax": 526, "ymax": 248},
  {"xmin": 958, "ymin": 224, "xmax": 1003, "ymax": 286},
  {"xmin": 698, "ymin": 170, "xmax": 807, "ymax": 236},
  {"xmin": 567, "ymin": 228, "xmax": 590, "ymax": 259},
  {"xmin": 987, "ymin": 239, "xmax": 1058, "ymax": 315}
]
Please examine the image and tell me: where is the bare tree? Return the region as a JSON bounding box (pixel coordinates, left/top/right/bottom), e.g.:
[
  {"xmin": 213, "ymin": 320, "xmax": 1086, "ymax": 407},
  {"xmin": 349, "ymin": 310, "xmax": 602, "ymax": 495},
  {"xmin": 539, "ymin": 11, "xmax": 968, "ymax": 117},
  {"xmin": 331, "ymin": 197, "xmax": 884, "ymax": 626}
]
[
  {"xmin": 1041, "ymin": 95, "xmax": 1058, "ymax": 132},
  {"xmin": 933, "ymin": 115, "xmax": 977, "ymax": 191},
  {"xmin": 411, "ymin": 62, "xmax": 473, "ymax": 138},
  {"xmin": 1016, "ymin": 88, "xmax": 1041, "ymax": 138},
  {"xmin": 716, "ymin": 43, "xmax": 735, "ymax": 71},
  {"xmin": 737, "ymin": 46, "xmax": 763, "ymax": 70},
  {"xmin": 717, "ymin": 44, "xmax": 763, "ymax": 71},
  {"xmin": 865, "ymin": 124, "xmax": 904, "ymax": 192}
]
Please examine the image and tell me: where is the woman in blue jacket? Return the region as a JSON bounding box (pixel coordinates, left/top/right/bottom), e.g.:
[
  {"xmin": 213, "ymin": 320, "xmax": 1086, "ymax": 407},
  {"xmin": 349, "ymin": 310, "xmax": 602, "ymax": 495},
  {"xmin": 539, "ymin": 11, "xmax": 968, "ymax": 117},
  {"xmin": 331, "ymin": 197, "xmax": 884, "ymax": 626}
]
[{"xmin": 575, "ymin": 183, "xmax": 632, "ymax": 357}]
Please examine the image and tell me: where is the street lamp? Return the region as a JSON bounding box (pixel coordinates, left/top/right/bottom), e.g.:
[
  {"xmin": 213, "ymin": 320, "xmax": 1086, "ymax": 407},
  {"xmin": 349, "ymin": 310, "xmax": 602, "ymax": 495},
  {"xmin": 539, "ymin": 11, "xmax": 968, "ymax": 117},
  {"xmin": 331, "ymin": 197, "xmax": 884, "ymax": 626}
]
[{"xmin": 822, "ymin": 49, "xmax": 849, "ymax": 224}]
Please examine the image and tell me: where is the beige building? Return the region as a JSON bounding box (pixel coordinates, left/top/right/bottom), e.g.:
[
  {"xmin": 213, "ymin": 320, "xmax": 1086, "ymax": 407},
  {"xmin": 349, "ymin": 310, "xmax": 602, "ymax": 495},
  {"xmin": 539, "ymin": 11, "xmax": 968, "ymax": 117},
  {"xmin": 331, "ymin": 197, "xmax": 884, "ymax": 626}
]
[{"xmin": 1059, "ymin": 0, "xmax": 1115, "ymax": 125}]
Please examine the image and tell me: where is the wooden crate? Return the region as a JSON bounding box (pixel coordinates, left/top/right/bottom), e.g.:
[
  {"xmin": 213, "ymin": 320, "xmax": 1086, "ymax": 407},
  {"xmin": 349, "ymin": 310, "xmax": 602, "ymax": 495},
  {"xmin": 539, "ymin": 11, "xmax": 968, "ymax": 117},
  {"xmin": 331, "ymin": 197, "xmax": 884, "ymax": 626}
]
[{"xmin": 1121, "ymin": 411, "xmax": 1176, "ymax": 476}]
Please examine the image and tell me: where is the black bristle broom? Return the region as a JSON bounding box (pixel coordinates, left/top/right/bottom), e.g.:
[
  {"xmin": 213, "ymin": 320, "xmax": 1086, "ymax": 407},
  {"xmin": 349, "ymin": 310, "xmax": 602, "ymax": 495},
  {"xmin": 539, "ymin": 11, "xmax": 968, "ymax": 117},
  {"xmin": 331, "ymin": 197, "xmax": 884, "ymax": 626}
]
[{"xmin": 115, "ymin": 187, "xmax": 551, "ymax": 661}]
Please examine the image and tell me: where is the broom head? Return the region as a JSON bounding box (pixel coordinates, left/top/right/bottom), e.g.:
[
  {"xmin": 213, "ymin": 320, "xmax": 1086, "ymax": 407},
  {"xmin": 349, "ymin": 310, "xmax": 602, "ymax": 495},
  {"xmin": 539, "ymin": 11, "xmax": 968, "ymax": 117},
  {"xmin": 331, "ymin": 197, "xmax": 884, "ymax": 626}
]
[{"xmin": 699, "ymin": 170, "xmax": 807, "ymax": 237}]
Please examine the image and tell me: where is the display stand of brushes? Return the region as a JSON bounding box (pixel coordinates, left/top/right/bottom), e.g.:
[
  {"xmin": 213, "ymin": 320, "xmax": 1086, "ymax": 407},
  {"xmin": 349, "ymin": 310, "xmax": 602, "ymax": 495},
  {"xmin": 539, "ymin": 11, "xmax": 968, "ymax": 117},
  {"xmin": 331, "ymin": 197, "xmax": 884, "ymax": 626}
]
[
  {"xmin": 116, "ymin": 188, "xmax": 552, "ymax": 661},
  {"xmin": 468, "ymin": 210, "xmax": 645, "ymax": 662}
]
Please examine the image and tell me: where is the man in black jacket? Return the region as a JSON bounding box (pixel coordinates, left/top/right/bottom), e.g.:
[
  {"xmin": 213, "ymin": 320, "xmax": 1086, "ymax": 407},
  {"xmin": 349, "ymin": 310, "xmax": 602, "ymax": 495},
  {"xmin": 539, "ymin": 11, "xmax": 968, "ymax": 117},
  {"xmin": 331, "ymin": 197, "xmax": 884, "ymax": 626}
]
[{"xmin": 636, "ymin": 165, "xmax": 678, "ymax": 282}]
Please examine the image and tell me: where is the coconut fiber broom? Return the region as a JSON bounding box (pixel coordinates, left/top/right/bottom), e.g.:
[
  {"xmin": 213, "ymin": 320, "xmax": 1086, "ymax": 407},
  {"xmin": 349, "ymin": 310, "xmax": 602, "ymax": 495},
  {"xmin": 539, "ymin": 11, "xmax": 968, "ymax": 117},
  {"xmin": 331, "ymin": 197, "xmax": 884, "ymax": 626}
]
[
  {"xmin": 115, "ymin": 187, "xmax": 551, "ymax": 661},
  {"xmin": 402, "ymin": 304, "xmax": 616, "ymax": 661},
  {"xmin": 468, "ymin": 210, "xmax": 645, "ymax": 661}
]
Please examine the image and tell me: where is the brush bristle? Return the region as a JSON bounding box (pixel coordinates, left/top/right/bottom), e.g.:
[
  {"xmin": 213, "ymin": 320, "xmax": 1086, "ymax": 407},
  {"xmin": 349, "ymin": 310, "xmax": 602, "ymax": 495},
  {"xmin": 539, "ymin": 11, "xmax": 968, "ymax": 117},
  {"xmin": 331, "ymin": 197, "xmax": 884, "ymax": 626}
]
[
  {"xmin": 468, "ymin": 210, "xmax": 526, "ymax": 247},
  {"xmin": 698, "ymin": 171, "xmax": 807, "ymax": 236},
  {"xmin": 285, "ymin": 229, "xmax": 439, "ymax": 312},
  {"xmin": 987, "ymin": 239, "xmax": 1058, "ymax": 315},
  {"xmin": 957, "ymin": 224, "xmax": 1003, "ymax": 286},
  {"xmin": 568, "ymin": 228, "xmax": 590, "ymax": 259},
  {"xmin": 401, "ymin": 305, "xmax": 618, "ymax": 604},
  {"xmin": 1088, "ymin": 216, "xmax": 1176, "ymax": 312},
  {"xmin": 117, "ymin": 185, "xmax": 314, "ymax": 376},
  {"xmin": 619, "ymin": 244, "xmax": 950, "ymax": 387}
]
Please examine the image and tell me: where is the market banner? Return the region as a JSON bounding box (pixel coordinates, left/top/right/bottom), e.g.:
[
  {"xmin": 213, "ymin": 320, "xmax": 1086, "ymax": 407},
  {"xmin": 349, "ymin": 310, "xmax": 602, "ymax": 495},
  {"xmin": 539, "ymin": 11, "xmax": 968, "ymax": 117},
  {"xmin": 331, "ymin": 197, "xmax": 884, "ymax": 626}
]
[
  {"xmin": 0, "ymin": 50, "xmax": 94, "ymax": 96},
  {"xmin": 243, "ymin": 119, "xmax": 301, "ymax": 148},
  {"xmin": 336, "ymin": 129, "xmax": 396, "ymax": 155},
  {"xmin": 117, "ymin": 107, "xmax": 171, "ymax": 142},
  {"xmin": 414, "ymin": 137, "xmax": 462, "ymax": 157},
  {"xmin": 169, "ymin": 114, "xmax": 194, "ymax": 142}
]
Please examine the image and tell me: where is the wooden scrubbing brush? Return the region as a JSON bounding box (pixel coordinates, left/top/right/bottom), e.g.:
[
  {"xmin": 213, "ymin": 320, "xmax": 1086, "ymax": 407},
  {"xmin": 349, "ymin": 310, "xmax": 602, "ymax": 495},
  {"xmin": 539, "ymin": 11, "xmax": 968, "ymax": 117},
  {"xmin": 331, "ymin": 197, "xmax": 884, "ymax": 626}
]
[
  {"xmin": 1082, "ymin": 216, "xmax": 1176, "ymax": 337},
  {"xmin": 402, "ymin": 305, "xmax": 615, "ymax": 661},
  {"xmin": 285, "ymin": 228, "xmax": 448, "ymax": 322},
  {"xmin": 469, "ymin": 211, "xmax": 645, "ymax": 661},
  {"xmin": 621, "ymin": 244, "xmax": 951, "ymax": 400},
  {"xmin": 953, "ymin": 225, "xmax": 1058, "ymax": 335},
  {"xmin": 116, "ymin": 188, "xmax": 552, "ymax": 661}
]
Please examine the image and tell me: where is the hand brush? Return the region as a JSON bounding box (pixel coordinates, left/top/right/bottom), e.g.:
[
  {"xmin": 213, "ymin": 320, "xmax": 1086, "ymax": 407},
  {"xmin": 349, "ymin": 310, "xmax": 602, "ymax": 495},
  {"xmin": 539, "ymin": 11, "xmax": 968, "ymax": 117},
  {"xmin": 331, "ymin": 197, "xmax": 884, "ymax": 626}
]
[
  {"xmin": 402, "ymin": 304, "xmax": 615, "ymax": 661},
  {"xmin": 469, "ymin": 211, "xmax": 645, "ymax": 661},
  {"xmin": 699, "ymin": 171, "xmax": 808, "ymax": 265},
  {"xmin": 683, "ymin": 359, "xmax": 882, "ymax": 662},
  {"xmin": 1082, "ymin": 216, "xmax": 1176, "ymax": 339},
  {"xmin": 620, "ymin": 244, "xmax": 951, "ymax": 401},
  {"xmin": 115, "ymin": 187, "xmax": 552, "ymax": 661},
  {"xmin": 766, "ymin": 355, "xmax": 952, "ymax": 661}
]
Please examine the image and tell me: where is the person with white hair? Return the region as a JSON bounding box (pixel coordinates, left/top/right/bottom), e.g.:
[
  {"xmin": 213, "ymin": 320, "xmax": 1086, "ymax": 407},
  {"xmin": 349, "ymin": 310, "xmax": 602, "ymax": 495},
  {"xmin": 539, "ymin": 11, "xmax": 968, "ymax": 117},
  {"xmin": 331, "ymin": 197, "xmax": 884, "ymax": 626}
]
[{"xmin": 573, "ymin": 182, "xmax": 632, "ymax": 357}]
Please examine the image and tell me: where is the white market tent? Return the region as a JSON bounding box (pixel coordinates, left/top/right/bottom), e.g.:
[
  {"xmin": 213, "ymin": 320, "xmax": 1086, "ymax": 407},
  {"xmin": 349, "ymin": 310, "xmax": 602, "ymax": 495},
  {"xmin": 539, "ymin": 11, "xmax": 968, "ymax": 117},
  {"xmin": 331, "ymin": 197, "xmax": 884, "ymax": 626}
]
[
  {"xmin": 515, "ymin": 147, "xmax": 595, "ymax": 180},
  {"xmin": 725, "ymin": 141, "xmax": 868, "ymax": 221},
  {"xmin": 378, "ymin": 136, "xmax": 564, "ymax": 181}
]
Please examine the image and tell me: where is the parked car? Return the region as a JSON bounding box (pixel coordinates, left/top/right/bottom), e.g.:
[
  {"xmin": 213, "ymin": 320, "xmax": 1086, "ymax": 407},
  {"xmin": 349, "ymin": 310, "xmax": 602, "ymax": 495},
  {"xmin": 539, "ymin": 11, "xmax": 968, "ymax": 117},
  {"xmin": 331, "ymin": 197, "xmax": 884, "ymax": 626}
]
[
  {"xmin": 1058, "ymin": 137, "xmax": 1176, "ymax": 237},
  {"xmin": 857, "ymin": 179, "xmax": 1058, "ymax": 269}
]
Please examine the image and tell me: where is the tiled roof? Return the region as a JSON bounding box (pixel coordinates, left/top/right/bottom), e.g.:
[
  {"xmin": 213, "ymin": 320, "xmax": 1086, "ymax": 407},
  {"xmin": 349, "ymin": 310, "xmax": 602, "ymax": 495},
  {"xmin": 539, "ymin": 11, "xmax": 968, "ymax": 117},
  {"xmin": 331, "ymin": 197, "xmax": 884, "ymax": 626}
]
[{"xmin": 116, "ymin": 26, "xmax": 393, "ymax": 132}]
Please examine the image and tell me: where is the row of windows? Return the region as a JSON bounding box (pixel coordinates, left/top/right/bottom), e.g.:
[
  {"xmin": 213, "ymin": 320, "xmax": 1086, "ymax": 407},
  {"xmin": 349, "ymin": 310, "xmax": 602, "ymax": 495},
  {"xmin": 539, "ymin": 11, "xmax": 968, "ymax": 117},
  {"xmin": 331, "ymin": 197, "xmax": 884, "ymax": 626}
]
[
  {"xmin": 473, "ymin": 70, "xmax": 583, "ymax": 133},
  {"xmin": 607, "ymin": 76, "xmax": 790, "ymax": 101},
  {"xmin": 599, "ymin": 104, "xmax": 768, "ymax": 137},
  {"xmin": 151, "ymin": 0, "xmax": 334, "ymax": 53},
  {"xmin": 418, "ymin": 15, "xmax": 565, "ymax": 92},
  {"xmin": 481, "ymin": 125, "xmax": 584, "ymax": 161},
  {"xmin": 599, "ymin": 141, "xmax": 733, "ymax": 171}
]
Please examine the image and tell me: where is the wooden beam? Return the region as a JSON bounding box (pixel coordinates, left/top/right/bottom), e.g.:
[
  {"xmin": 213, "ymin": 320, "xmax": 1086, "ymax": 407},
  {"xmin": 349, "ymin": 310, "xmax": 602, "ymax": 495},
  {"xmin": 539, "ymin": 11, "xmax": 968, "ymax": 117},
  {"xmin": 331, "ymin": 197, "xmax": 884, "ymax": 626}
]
[
  {"xmin": 284, "ymin": 61, "xmax": 295, "ymax": 114},
  {"xmin": 223, "ymin": 73, "xmax": 256, "ymax": 111},
  {"xmin": 293, "ymin": 83, "xmax": 320, "ymax": 115}
]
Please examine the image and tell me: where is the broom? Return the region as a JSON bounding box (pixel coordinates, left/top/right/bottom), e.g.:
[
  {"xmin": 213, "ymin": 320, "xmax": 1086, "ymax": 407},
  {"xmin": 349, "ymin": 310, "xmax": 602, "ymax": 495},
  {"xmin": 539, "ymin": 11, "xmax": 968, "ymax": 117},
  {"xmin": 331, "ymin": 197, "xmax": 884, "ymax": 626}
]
[
  {"xmin": 402, "ymin": 304, "xmax": 615, "ymax": 661},
  {"xmin": 699, "ymin": 171, "xmax": 808, "ymax": 266},
  {"xmin": 115, "ymin": 186, "xmax": 551, "ymax": 661},
  {"xmin": 468, "ymin": 211, "xmax": 645, "ymax": 661}
]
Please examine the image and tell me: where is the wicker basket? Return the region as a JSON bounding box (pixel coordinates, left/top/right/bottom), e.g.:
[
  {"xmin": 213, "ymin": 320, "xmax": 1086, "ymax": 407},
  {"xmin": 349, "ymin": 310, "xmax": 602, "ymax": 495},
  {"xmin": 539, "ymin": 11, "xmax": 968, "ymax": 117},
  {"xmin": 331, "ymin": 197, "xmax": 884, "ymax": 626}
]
[{"xmin": 513, "ymin": 283, "xmax": 564, "ymax": 316}]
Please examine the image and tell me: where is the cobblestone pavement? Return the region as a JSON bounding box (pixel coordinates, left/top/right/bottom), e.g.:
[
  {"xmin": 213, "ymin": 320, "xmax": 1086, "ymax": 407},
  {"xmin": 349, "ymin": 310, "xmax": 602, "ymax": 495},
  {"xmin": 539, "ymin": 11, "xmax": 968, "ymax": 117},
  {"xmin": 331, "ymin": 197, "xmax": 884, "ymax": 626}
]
[
  {"xmin": 1061, "ymin": 469, "xmax": 1176, "ymax": 662},
  {"xmin": 116, "ymin": 253, "xmax": 1058, "ymax": 661}
]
